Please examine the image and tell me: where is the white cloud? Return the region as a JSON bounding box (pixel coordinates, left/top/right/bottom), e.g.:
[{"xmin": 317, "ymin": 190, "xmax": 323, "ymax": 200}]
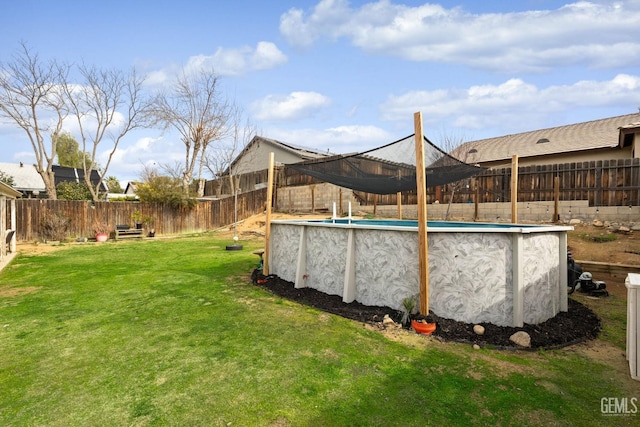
[
  {"xmin": 100, "ymin": 135, "xmax": 175, "ymax": 179},
  {"xmin": 380, "ymin": 73, "xmax": 640, "ymax": 132},
  {"xmin": 267, "ymin": 124, "xmax": 394, "ymax": 154},
  {"xmin": 184, "ymin": 41, "xmax": 287, "ymax": 77},
  {"xmin": 251, "ymin": 91, "xmax": 332, "ymax": 121},
  {"xmin": 280, "ymin": 0, "xmax": 640, "ymax": 72}
]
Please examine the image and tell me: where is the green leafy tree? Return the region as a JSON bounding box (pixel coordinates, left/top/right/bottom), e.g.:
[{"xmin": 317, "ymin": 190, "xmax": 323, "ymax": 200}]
[
  {"xmin": 104, "ymin": 176, "xmax": 123, "ymax": 193},
  {"xmin": 136, "ymin": 167, "xmax": 197, "ymax": 209},
  {"xmin": 0, "ymin": 170, "xmax": 15, "ymax": 186},
  {"xmin": 54, "ymin": 131, "xmax": 91, "ymax": 168},
  {"xmin": 56, "ymin": 181, "xmax": 92, "ymax": 200}
]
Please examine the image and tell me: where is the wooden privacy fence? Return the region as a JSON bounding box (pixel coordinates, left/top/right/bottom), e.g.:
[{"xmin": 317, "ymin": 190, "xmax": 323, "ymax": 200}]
[
  {"xmin": 14, "ymin": 188, "xmax": 267, "ymax": 242},
  {"xmin": 354, "ymin": 158, "xmax": 640, "ymax": 207},
  {"xmin": 205, "ymin": 158, "xmax": 640, "ymax": 207}
]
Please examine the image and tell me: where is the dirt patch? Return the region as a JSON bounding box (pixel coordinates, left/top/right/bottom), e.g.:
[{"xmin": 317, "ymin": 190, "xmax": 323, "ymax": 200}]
[
  {"xmin": 567, "ymin": 223, "xmax": 640, "ymax": 266},
  {"xmin": 0, "ymin": 285, "xmax": 40, "ymax": 298},
  {"xmin": 16, "ymin": 242, "xmax": 68, "ymax": 256}
]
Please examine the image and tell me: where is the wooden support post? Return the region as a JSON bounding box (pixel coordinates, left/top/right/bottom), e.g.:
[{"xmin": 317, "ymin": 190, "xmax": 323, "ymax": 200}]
[
  {"xmin": 0, "ymin": 195, "xmax": 6, "ymax": 258},
  {"xmin": 9, "ymin": 198, "xmax": 16, "ymax": 252},
  {"xmin": 339, "ymin": 188, "xmax": 343, "ymax": 216},
  {"xmin": 474, "ymin": 180, "xmax": 479, "ymax": 221},
  {"xmin": 414, "ymin": 112, "xmax": 429, "ymax": 315},
  {"xmin": 553, "ymin": 177, "xmax": 560, "ymax": 223},
  {"xmin": 264, "ymin": 152, "xmax": 275, "ymax": 275},
  {"xmin": 310, "ymin": 185, "xmax": 315, "ymax": 213},
  {"xmin": 511, "ymin": 155, "xmax": 518, "ymax": 224},
  {"xmin": 397, "ymin": 169, "xmax": 402, "ymax": 219}
]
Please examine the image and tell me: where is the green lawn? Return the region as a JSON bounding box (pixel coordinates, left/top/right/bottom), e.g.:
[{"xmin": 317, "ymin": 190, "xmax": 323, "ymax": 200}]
[{"xmin": 0, "ymin": 235, "xmax": 637, "ymax": 426}]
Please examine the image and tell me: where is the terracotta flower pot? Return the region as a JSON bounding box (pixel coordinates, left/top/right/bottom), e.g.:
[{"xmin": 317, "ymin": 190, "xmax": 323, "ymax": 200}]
[
  {"xmin": 95, "ymin": 233, "xmax": 108, "ymax": 242},
  {"xmin": 411, "ymin": 320, "xmax": 436, "ymax": 335}
]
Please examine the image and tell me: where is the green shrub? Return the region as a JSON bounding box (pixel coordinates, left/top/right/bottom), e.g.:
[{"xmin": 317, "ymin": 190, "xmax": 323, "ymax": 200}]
[{"xmin": 56, "ymin": 181, "xmax": 92, "ymax": 200}]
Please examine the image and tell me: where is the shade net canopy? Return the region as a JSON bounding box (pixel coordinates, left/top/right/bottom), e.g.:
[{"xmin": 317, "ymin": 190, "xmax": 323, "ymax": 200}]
[{"xmin": 285, "ymin": 134, "xmax": 485, "ymax": 195}]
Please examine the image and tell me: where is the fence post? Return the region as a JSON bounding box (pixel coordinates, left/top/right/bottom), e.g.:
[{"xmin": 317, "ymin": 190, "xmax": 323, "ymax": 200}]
[{"xmin": 511, "ymin": 155, "xmax": 518, "ymax": 223}]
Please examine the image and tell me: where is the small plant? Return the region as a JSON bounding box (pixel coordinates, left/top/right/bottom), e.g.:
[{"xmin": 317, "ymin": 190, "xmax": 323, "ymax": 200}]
[
  {"xmin": 143, "ymin": 216, "xmax": 155, "ymax": 228},
  {"xmin": 131, "ymin": 210, "xmax": 143, "ymax": 225},
  {"xmin": 400, "ymin": 295, "xmax": 417, "ymax": 326},
  {"xmin": 92, "ymin": 219, "xmax": 110, "ymax": 235}
]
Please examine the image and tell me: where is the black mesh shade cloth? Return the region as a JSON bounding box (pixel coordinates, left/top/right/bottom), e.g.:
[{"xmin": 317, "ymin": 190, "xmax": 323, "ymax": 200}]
[{"xmin": 285, "ymin": 134, "xmax": 485, "ymax": 195}]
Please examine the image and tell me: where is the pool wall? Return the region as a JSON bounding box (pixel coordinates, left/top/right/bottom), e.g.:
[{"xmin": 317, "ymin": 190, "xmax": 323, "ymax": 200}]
[{"xmin": 269, "ymin": 219, "xmax": 571, "ymax": 327}]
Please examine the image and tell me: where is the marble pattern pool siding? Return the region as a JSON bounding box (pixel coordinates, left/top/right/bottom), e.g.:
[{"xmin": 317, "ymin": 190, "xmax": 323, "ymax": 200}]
[{"xmin": 269, "ymin": 220, "xmax": 571, "ymax": 327}]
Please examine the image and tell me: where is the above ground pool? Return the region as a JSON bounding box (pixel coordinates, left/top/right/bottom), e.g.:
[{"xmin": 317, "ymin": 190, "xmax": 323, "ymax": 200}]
[{"xmin": 268, "ymin": 218, "xmax": 572, "ymax": 327}]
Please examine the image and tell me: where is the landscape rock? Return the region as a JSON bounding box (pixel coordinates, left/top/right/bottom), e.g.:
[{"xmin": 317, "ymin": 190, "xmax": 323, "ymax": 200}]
[
  {"xmin": 618, "ymin": 226, "xmax": 631, "ymax": 233},
  {"xmin": 382, "ymin": 314, "xmax": 399, "ymax": 328},
  {"xmin": 473, "ymin": 325, "xmax": 485, "ymax": 335},
  {"xmin": 569, "ymin": 219, "xmax": 582, "ymax": 225},
  {"xmin": 509, "ymin": 331, "xmax": 531, "ymax": 348},
  {"xmin": 593, "ymin": 220, "xmax": 604, "ymax": 227},
  {"xmin": 473, "ymin": 344, "xmax": 481, "ymax": 350}
]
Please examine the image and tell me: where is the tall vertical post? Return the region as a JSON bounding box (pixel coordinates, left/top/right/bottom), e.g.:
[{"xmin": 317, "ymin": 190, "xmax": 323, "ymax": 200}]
[
  {"xmin": 0, "ymin": 195, "xmax": 6, "ymax": 258},
  {"xmin": 511, "ymin": 155, "xmax": 519, "ymax": 224},
  {"xmin": 397, "ymin": 169, "xmax": 402, "ymax": 219},
  {"xmin": 264, "ymin": 152, "xmax": 275, "ymax": 275},
  {"xmin": 553, "ymin": 176, "xmax": 560, "ymax": 223},
  {"xmin": 414, "ymin": 112, "xmax": 429, "ymax": 315},
  {"xmin": 9, "ymin": 198, "xmax": 16, "ymax": 252}
]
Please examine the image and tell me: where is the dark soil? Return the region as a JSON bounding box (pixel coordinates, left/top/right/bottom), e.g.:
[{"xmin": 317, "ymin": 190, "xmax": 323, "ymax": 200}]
[{"xmin": 251, "ymin": 270, "xmax": 602, "ymax": 350}]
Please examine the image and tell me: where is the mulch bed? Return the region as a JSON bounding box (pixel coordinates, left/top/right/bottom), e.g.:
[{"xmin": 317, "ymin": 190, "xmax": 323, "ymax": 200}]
[{"xmin": 251, "ymin": 270, "xmax": 602, "ymax": 350}]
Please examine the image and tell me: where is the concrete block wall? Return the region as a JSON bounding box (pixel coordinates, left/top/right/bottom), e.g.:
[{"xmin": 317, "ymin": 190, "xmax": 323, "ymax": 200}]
[
  {"xmin": 276, "ymin": 183, "xmax": 360, "ymax": 214},
  {"xmin": 360, "ymin": 201, "xmax": 640, "ymax": 225},
  {"xmin": 275, "ymin": 184, "xmax": 640, "ymax": 224}
]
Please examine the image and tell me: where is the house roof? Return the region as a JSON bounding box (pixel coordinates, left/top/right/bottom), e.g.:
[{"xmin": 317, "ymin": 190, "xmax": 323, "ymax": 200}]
[
  {"xmin": 227, "ymin": 136, "xmax": 330, "ymax": 173},
  {"xmin": 52, "ymin": 165, "xmax": 108, "ymax": 191},
  {"xmin": 0, "ymin": 181, "xmax": 21, "ymax": 198},
  {"xmin": 0, "ymin": 162, "xmax": 45, "ymax": 192},
  {"xmin": 0, "ymin": 162, "xmax": 109, "ymax": 194},
  {"xmin": 456, "ymin": 113, "xmax": 640, "ymax": 164}
]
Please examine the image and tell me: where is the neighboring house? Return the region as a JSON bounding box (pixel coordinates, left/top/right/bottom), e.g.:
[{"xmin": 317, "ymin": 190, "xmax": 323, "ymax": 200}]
[
  {"xmin": 454, "ymin": 113, "xmax": 640, "ymax": 168},
  {"xmin": 228, "ymin": 136, "xmax": 330, "ymax": 176},
  {"xmin": 124, "ymin": 182, "xmax": 138, "ymax": 195},
  {"xmin": 52, "ymin": 165, "xmax": 109, "ymax": 193},
  {"xmin": 0, "ymin": 162, "xmax": 108, "ymax": 198},
  {"xmin": 0, "ymin": 162, "xmax": 46, "ymax": 198},
  {"xmin": 0, "ymin": 180, "xmax": 20, "ymax": 267}
]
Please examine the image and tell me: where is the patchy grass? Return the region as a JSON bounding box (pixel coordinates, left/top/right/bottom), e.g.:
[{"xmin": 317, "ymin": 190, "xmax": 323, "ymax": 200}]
[
  {"xmin": 0, "ymin": 235, "xmax": 637, "ymax": 426},
  {"xmin": 577, "ymin": 232, "xmax": 618, "ymax": 243}
]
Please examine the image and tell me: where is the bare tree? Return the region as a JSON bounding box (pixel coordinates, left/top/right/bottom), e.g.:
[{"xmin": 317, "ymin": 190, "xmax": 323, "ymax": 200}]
[
  {"xmin": 204, "ymin": 105, "xmax": 256, "ymax": 197},
  {"xmin": 149, "ymin": 69, "xmax": 231, "ymax": 197},
  {"xmin": 0, "ymin": 42, "xmax": 70, "ymax": 199},
  {"xmin": 63, "ymin": 64, "xmax": 149, "ymax": 202}
]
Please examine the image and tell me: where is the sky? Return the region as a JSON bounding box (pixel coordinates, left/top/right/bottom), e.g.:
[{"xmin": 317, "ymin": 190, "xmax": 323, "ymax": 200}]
[{"xmin": 1, "ymin": 0, "xmax": 640, "ymax": 184}]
